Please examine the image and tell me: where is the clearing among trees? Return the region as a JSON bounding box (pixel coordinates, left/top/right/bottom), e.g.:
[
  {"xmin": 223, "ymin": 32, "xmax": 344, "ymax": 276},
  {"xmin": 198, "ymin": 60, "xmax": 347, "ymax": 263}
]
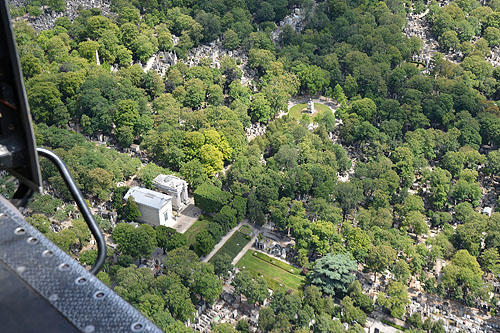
[
  {"xmin": 209, "ymin": 226, "xmax": 251, "ymax": 263},
  {"xmin": 288, "ymin": 102, "xmax": 332, "ymax": 121},
  {"xmin": 185, "ymin": 215, "xmax": 211, "ymax": 248},
  {"xmin": 236, "ymin": 251, "xmax": 305, "ymax": 292}
]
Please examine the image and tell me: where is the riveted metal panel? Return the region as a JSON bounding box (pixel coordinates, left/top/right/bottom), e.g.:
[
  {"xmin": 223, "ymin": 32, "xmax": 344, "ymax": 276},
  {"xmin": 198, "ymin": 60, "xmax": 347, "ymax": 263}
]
[{"xmin": 0, "ymin": 198, "xmax": 161, "ymax": 333}]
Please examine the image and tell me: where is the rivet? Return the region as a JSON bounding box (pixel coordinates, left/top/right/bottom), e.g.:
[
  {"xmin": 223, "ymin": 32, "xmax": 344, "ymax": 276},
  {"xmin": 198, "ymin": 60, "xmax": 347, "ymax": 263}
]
[
  {"xmin": 83, "ymin": 325, "xmax": 95, "ymax": 333},
  {"xmin": 58, "ymin": 263, "xmax": 70, "ymax": 271},
  {"xmin": 75, "ymin": 276, "xmax": 87, "ymax": 285},
  {"xmin": 93, "ymin": 291, "xmax": 106, "ymax": 299},
  {"xmin": 27, "ymin": 237, "xmax": 38, "ymax": 244},
  {"xmin": 14, "ymin": 227, "xmax": 26, "ymax": 235},
  {"xmin": 131, "ymin": 322, "xmax": 144, "ymax": 332}
]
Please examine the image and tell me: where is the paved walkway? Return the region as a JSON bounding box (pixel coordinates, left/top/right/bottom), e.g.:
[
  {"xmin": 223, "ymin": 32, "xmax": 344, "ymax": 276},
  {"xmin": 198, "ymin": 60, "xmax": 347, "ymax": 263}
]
[
  {"xmin": 201, "ymin": 219, "xmax": 253, "ymax": 262},
  {"xmin": 142, "ymin": 55, "xmax": 156, "ymax": 72},
  {"xmin": 232, "ymin": 233, "xmax": 258, "ymax": 265},
  {"xmin": 365, "ymin": 317, "xmax": 399, "ymax": 333},
  {"xmin": 171, "ymin": 198, "xmax": 202, "ymax": 234}
]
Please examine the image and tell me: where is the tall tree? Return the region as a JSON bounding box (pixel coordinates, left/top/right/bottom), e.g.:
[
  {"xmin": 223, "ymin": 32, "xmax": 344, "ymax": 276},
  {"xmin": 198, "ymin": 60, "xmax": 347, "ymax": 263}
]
[
  {"xmin": 377, "ymin": 281, "xmax": 410, "ymax": 319},
  {"xmin": 309, "ymin": 253, "xmax": 357, "ymax": 297},
  {"xmin": 212, "ymin": 253, "xmax": 233, "ymax": 278},
  {"xmin": 232, "ymin": 270, "xmax": 269, "ymax": 305},
  {"xmin": 123, "ymin": 196, "xmax": 141, "ymax": 222},
  {"xmin": 155, "ymin": 226, "xmax": 186, "ymax": 253},
  {"xmin": 313, "ymin": 313, "xmax": 344, "ymax": 333},
  {"xmin": 334, "ymin": 182, "xmax": 363, "ymax": 220},
  {"xmin": 27, "ymin": 81, "xmax": 69, "ymax": 126},
  {"xmin": 366, "ymin": 245, "xmax": 397, "ymax": 282},
  {"xmin": 441, "ymin": 249, "xmax": 488, "ymax": 304}
]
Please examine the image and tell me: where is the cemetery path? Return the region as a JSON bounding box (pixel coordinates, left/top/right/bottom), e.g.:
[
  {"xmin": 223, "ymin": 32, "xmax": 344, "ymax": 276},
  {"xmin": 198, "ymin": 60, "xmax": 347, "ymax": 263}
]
[
  {"xmin": 231, "ymin": 233, "xmax": 258, "ymax": 266},
  {"xmin": 201, "ymin": 219, "xmax": 255, "ymax": 262},
  {"xmin": 143, "ymin": 55, "xmax": 156, "ymax": 72},
  {"xmin": 172, "ymin": 199, "xmax": 201, "ymax": 234},
  {"xmin": 365, "ymin": 317, "xmax": 400, "ymax": 333}
]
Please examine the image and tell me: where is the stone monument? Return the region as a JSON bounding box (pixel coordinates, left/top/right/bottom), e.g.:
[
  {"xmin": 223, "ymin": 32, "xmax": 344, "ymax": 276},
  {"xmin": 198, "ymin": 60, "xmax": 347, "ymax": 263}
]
[
  {"xmin": 152, "ymin": 174, "xmax": 189, "ymax": 211},
  {"xmin": 307, "ymin": 98, "xmax": 314, "ymax": 113}
]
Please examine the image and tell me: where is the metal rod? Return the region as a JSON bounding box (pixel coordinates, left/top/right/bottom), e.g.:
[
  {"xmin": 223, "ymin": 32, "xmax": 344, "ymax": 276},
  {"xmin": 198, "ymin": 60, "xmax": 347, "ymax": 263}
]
[{"xmin": 36, "ymin": 148, "xmax": 106, "ymax": 275}]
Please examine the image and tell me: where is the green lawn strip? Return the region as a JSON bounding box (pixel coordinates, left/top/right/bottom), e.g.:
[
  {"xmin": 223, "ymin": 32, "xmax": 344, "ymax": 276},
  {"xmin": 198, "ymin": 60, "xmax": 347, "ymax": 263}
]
[
  {"xmin": 252, "ymin": 251, "xmax": 302, "ymax": 276},
  {"xmin": 209, "ymin": 231, "xmax": 251, "ymax": 262},
  {"xmin": 289, "ymin": 103, "xmax": 306, "ymax": 119},
  {"xmin": 239, "ymin": 225, "xmax": 252, "ymax": 235},
  {"xmin": 381, "ymin": 319, "xmax": 405, "ymax": 330},
  {"xmin": 185, "ymin": 216, "xmax": 210, "ymax": 247},
  {"xmin": 313, "ymin": 103, "xmax": 332, "ymax": 114},
  {"xmin": 236, "ymin": 251, "xmax": 305, "ymax": 291}
]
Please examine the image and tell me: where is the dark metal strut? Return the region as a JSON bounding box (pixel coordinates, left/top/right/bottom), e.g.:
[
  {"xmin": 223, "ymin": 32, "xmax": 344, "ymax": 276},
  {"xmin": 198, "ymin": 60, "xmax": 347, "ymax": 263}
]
[{"xmin": 37, "ymin": 148, "xmax": 106, "ymax": 275}]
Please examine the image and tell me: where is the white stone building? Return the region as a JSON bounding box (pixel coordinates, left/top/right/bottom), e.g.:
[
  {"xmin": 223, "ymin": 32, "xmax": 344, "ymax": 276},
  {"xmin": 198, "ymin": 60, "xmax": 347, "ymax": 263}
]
[
  {"xmin": 124, "ymin": 187, "xmax": 174, "ymax": 227},
  {"xmin": 152, "ymin": 174, "xmax": 189, "ymax": 211}
]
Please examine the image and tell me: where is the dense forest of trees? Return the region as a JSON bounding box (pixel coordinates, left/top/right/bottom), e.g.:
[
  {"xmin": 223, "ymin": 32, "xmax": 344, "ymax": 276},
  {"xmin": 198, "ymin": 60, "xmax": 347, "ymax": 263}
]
[{"xmin": 7, "ymin": 0, "xmax": 500, "ymax": 330}]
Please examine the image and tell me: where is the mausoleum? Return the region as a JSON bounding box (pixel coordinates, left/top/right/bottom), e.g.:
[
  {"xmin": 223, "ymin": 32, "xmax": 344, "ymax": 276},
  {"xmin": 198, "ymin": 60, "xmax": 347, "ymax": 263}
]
[
  {"xmin": 152, "ymin": 174, "xmax": 189, "ymax": 211},
  {"xmin": 124, "ymin": 187, "xmax": 174, "ymax": 227}
]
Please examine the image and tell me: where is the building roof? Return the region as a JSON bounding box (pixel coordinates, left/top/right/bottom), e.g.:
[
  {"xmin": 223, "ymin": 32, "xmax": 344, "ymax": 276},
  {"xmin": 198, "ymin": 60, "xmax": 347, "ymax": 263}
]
[
  {"xmin": 124, "ymin": 186, "xmax": 171, "ymax": 210},
  {"xmin": 153, "ymin": 174, "xmax": 187, "ymax": 191}
]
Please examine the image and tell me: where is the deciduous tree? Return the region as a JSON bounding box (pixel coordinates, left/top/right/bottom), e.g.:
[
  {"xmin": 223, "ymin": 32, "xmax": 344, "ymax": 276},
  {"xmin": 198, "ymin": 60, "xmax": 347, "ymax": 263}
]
[
  {"xmin": 366, "ymin": 245, "xmax": 397, "ymax": 281},
  {"xmin": 156, "ymin": 226, "xmax": 186, "ymax": 253},
  {"xmin": 233, "ymin": 270, "xmax": 269, "ymax": 305},
  {"xmin": 377, "ymin": 281, "xmax": 410, "ymax": 319},
  {"xmin": 212, "ymin": 253, "xmax": 233, "ymax": 277}
]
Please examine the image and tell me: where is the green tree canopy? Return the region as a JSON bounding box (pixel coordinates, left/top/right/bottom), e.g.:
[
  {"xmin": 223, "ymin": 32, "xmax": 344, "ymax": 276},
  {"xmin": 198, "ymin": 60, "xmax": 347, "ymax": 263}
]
[
  {"xmin": 377, "ymin": 281, "xmax": 410, "ymax": 319},
  {"xmin": 309, "ymin": 253, "xmax": 357, "ymax": 297},
  {"xmin": 232, "ymin": 270, "xmax": 269, "ymax": 305},
  {"xmin": 441, "ymin": 249, "xmax": 488, "ymax": 303}
]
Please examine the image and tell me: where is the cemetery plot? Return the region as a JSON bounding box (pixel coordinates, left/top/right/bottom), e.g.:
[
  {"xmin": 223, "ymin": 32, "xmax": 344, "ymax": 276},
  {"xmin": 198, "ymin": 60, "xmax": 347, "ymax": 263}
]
[
  {"xmin": 239, "ymin": 225, "xmax": 252, "ymax": 236},
  {"xmin": 209, "ymin": 227, "xmax": 251, "ymax": 262},
  {"xmin": 236, "ymin": 250, "xmax": 305, "ymax": 292}
]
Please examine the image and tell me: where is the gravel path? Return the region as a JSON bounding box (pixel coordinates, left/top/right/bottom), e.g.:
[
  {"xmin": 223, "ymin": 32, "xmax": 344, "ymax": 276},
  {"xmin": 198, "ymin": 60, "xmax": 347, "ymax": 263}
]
[
  {"xmin": 231, "ymin": 233, "xmax": 258, "ymax": 265},
  {"xmin": 201, "ymin": 219, "xmax": 254, "ymax": 262}
]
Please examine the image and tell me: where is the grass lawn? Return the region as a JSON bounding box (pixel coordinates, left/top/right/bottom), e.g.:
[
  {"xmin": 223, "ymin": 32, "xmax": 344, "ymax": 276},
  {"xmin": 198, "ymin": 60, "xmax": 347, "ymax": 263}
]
[
  {"xmin": 185, "ymin": 215, "xmax": 211, "ymax": 247},
  {"xmin": 209, "ymin": 230, "xmax": 251, "ymax": 262},
  {"xmin": 236, "ymin": 250, "xmax": 305, "ymax": 292},
  {"xmin": 252, "ymin": 251, "xmax": 301, "ymax": 276},
  {"xmin": 313, "ymin": 103, "xmax": 332, "ymax": 114},
  {"xmin": 239, "ymin": 225, "xmax": 252, "ymax": 236},
  {"xmin": 289, "ymin": 103, "xmax": 307, "ymax": 119},
  {"xmin": 288, "ymin": 103, "xmax": 332, "ymax": 121}
]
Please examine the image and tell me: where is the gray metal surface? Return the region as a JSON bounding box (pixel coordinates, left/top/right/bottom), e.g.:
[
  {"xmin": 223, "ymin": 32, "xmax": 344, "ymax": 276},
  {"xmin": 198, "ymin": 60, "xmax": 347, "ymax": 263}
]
[
  {"xmin": 0, "ymin": 1, "xmax": 43, "ymax": 192},
  {"xmin": 0, "ymin": 259, "xmax": 79, "ymax": 332},
  {"xmin": 0, "ymin": 197, "xmax": 162, "ymax": 333}
]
